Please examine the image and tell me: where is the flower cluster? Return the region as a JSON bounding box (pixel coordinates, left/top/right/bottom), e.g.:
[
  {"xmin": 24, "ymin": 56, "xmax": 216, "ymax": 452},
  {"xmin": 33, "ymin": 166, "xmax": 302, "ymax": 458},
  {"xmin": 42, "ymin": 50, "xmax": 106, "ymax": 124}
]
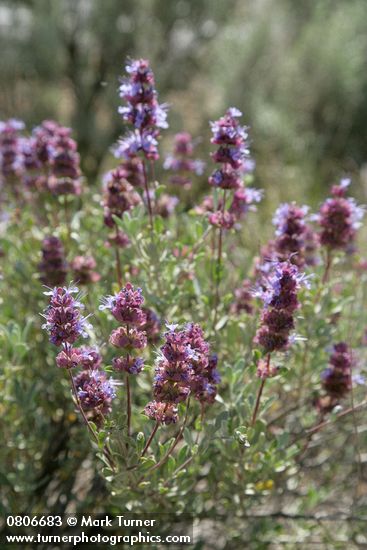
[
  {"xmin": 208, "ymin": 210, "xmax": 235, "ymax": 230},
  {"xmin": 104, "ymin": 228, "xmax": 130, "ymax": 250},
  {"xmin": 150, "ymin": 191, "xmax": 179, "ymax": 218},
  {"xmin": 230, "ymin": 279, "xmax": 254, "ymax": 315},
  {"xmin": 209, "ymin": 107, "xmax": 250, "ymax": 189},
  {"xmin": 55, "ymin": 345, "xmax": 102, "ymax": 370},
  {"xmin": 195, "ymin": 194, "xmax": 223, "ymax": 217},
  {"xmin": 144, "ymin": 401, "xmax": 178, "ymax": 425},
  {"xmin": 254, "ymin": 261, "xmax": 309, "ymax": 356},
  {"xmin": 254, "ymin": 203, "xmax": 320, "ymax": 280},
  {"xmin": 32, "ymin": 120, "xmax": 62, "ymax": 164},
  {"xmin": 47, "ymin": 126, "xmax": 82, "ymax": 195},
  {"xmin": 254, "ymin": 204, "xmax": 320, "ymax": 274},
  {"xmin": 272, "ymin": 203, "xmax": 311, "ymax": 268},
  {"xmin": 42, "ymin": 287, "xmax": 115, "ymax": 422},
  {"xmin": 39, "ymin": 236, "xmax": 68, "ymax": 286},
  {"xmin": 74, "ymin": 368, "xmax": 116, "ymax": 425},
  {"xmin": 100, "ymin": 283, "xmax": 147, "ymax": 375},
  {"xmin": 102, "ymin": 165, "xmax": 141, "ymax": 228},
  {"xmin": 164, "ymin": 132, "xmax": 205, "ymax": 188},
  {"xmin": 22, "ymin": 120, "xmax": 62, "ymax": 192},
  {"xmin": 228, "ymin": 187, "xmax": 263, "ymax": 224},
  {"xmin": 317, "ymin": 178, "xmax": 364, "ymax": 251},
  {"xmin": 256, "ymin": 356, "xmax": 279, "ymax": 379},
  {"xmin": 207, "ymin": 108, "xmax": 258, "ymax": 230},
  {"xmin": 195, "ymin": 108, "xmax": 261, "ymax": 230},
  {"xmin": 77, "ymin": 346, "xmax": 103, "ymax": 370},
  {"xmin": 19, "ymin": 120, "xmax": 83, "ymax": 196},
  {"xmin": 316, "ymin": 343, "xmax": 353, "ymax": 413},
  {"xmin": 115, "ymin": 58, "xmax": 168, "ymax": 161},
  {"xmin": 141, "ymin": 308, "xmax": 161, "ymax": 343},
  {"xmin": 197, "ymin": 187, "xmax": 262, "ymax": 229},
  {"xmin": 145, "ymin": 323, "xmax": 219, "ymax": 425},
  {"xmin": 42, "ymin": 286, "xmax": 90, "ymax": 349},
  {"xmin": 0, "ymin": 119, "xmax": 24, "ymax": 187},
  {"xmin": 117, "ymin": 157, "xmax": 145, "ymax": 188},
  {"xmin": 21, "ymin": 139, "xmax": 41, "ymax": 191},
  {"xmin": 71, "ymin": 255, "xmax": 100, "ymax": 285}
]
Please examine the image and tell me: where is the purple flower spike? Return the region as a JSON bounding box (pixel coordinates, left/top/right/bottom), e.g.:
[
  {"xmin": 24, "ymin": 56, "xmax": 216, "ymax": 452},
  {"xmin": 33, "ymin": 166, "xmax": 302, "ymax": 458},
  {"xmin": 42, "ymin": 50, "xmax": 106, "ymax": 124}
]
[
  {"xmin": 55, "ymin": 346, "xmax": 101, "ymax": 370},
  {"xmin": 272, "ymin": 202, "xmax": 312, "ymax": 268},
  {"xmin": 254, "ymin": 260, "xmax": 309, "ymax": 354},
  {"xmin": 22, "ymin": 120, "xmax": 66, "ymax": 192},
  {"xmin": 109, "ymin": 326, "xmax": 147, "ymax": 350},
  {"xmin": 101, "ymin": 282, "xmax": 147, "ymax": 378},
  {"xmin": 47, "ymin": 126, "xmax": 82, "ymax": 196},
  {"xmin": 39, "ymin": 236, "xmax": 68, "ymax": 287},
  {"xmin": 205, "ymin": 107, "xmax": 258, "ymax": 232},
  {"xmin": 42, "ymin": 286, "xmax": 91, "ymax": 347},
  {"xmin": 42, "ymin": 288, "xmax": 116, "ymax": 425},
  {"xmin": 113, "ymin": 356, "xmax": 144, "ymax": 375},
  {"xmin": 0, "ymin": 119, "xmax": 25, "ymax": 187},
  {"xmin": 71, "ymin": 255, "xmax": 100, "ymax": 285},
  {"xmin": 209, "ymin": 108, "xmax": 250, "ymax": 186},
  {"xmin": 316, "ymin": 342, "xmax": 354, "ymax": 414},
  {"xmin": 149, "ymin": 322, "xmax": 219, "ymax": 413},
  {"xmin": 100, "ymin": 283, "xmax": 146, "ymax": 326},
  {"xmin": 317, "ymin": 178, "xmax": 364, "ymax": 251},
  {"xmin": 102, "ymin": 165, "xmax": 142, "ymax": 228},
  {"xmin": 74, "ymin": 369, "xmax": 116, "ymax": 425},
  {"xmin": 115, "ymin": 58, "xmax": 168, "ymax": 162}
]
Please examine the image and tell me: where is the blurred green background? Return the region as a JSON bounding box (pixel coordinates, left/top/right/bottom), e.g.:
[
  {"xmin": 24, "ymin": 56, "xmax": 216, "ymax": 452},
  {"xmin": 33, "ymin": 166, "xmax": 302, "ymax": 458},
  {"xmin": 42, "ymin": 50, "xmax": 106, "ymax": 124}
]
[{"xmin": 1, "ymin": 0, "xmax": 367, "ymax": 201}]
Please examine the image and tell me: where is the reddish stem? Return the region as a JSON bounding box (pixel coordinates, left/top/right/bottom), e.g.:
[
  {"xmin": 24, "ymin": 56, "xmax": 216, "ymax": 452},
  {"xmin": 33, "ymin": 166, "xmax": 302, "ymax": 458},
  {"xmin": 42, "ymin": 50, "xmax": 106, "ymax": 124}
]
[
  {"xmin": 141, "ymin": 421, "xmax": 160, "ymax": 457},
  {"xmin": 322, "ymin": 248, "xmax": 332, "ymax": 284},
  {"xmin": 293, "ymin": 399, "xmax": 367, "ymax": 442},
  {"xmin": 251, "ymin": 355, "xmax": 270, "ymax": 426},
  {"xmin": 149, "ymin": 398, "xmax": 191, "ymax": 473},
  {"xmin": 141, "ymin": 156, "xmax": 154, "ymax": 230},
  {"xmin": 68, "ymin": 369, "xmax": 97, "ymax": 440},
  {"xmin": 213, "ymin": 189, "xmax": 227, "ymax": 328}
]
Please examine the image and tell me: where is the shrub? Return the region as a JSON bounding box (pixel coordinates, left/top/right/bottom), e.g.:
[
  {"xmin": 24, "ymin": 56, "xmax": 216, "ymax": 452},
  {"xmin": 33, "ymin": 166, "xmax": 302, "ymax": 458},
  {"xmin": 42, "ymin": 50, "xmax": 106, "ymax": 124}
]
[{"xmin": 1, "ymin": 57, "xmax": 366, "ymax": 547}]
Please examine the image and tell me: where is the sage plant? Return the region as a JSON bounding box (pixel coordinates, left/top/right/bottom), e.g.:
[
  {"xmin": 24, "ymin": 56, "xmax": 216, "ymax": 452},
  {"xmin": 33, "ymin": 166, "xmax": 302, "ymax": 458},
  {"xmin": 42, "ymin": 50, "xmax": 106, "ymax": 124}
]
[
  {"xmin": 142, "ymin": 323, "xmax": 219, "ymax": 457},
  {"xmin": 100, "ymin": 283, "xmax": 147, "ymax": 436},
  {"xmin": 41, "ymin": 286, "xmax": 116, "ymax": 470},
  {"xmin": 316, "ymin": 343, "xmax": 354, "ymax": 414},
  {"xmin": 0, "ymin": 119, "xmax": 25, "ymax": 194},
  {"xmin": 252, "ymin": 260, "xmax": 310, "ymax": 423},
  {"xmin": 317, "ymin": 178, "xmax": 364, "ymax": 281},
  {"xmin": 115, "ymin": 58, "xmax": 168, "ymax": 227},
  {"xmin": 206, "ymin": 108, "xmax": 260, "ymax": 324}
]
